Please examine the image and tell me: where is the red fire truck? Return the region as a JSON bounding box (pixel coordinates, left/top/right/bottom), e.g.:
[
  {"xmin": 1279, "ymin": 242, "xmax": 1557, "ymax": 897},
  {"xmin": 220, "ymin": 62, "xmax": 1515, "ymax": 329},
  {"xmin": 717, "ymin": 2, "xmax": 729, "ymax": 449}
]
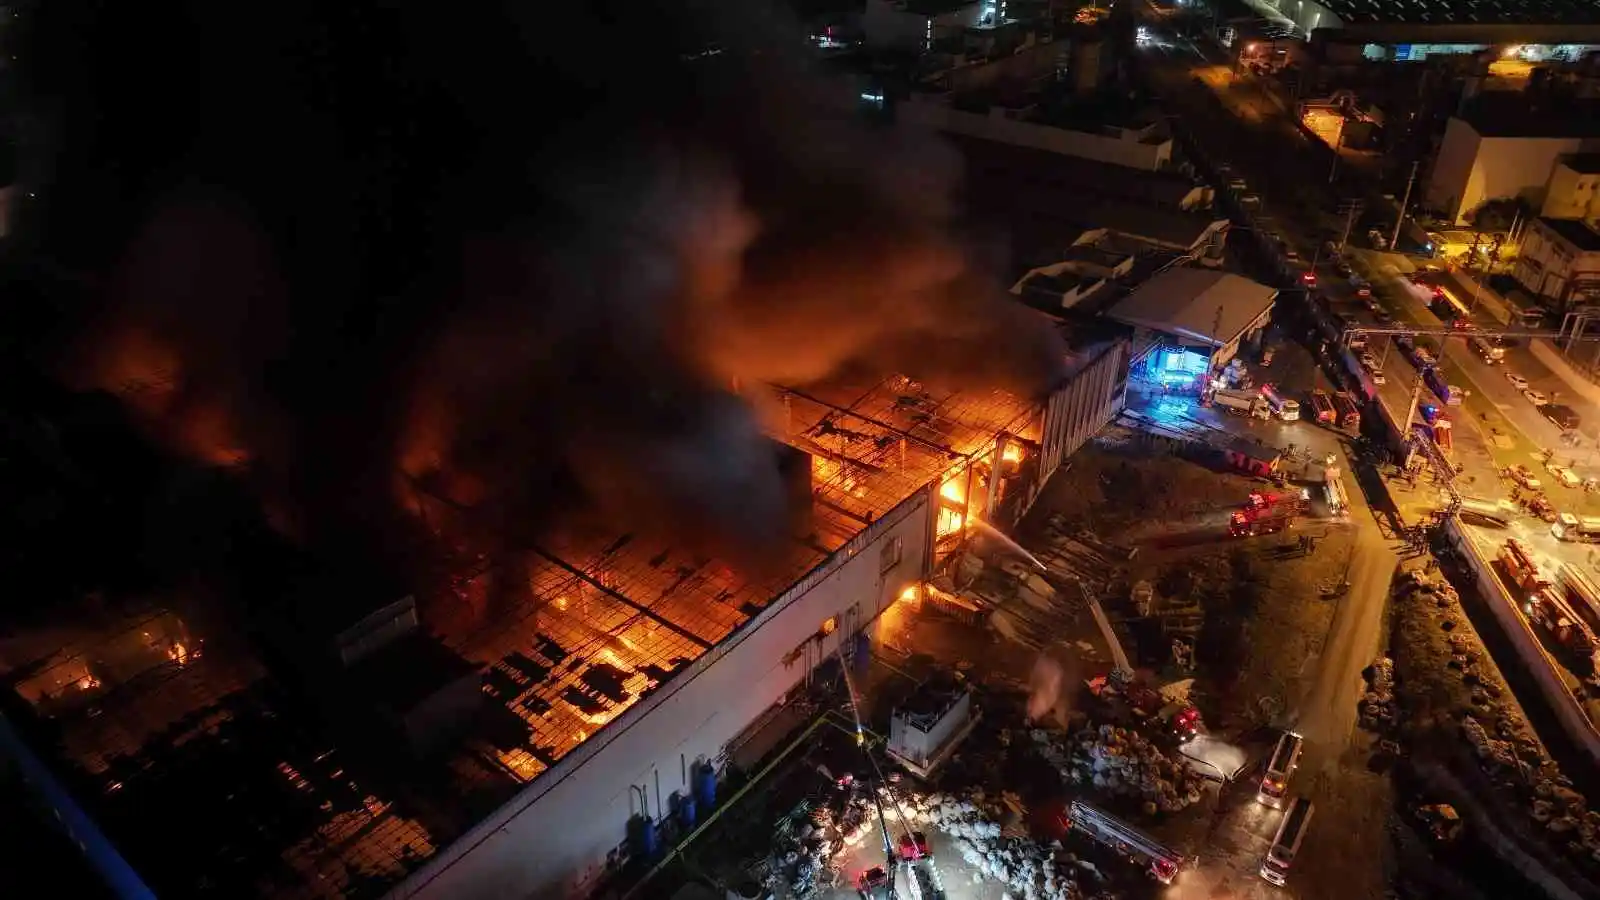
[{"xmin": 1229, "ymin": 490, "xmax": 1309, "ymax": 538}]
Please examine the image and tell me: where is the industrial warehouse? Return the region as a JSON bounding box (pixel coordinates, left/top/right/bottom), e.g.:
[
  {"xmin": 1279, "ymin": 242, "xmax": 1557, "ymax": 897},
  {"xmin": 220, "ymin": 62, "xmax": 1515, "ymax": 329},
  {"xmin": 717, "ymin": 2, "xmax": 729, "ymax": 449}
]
[{"xmin": 0, "ymin": 325, "xmax": 1132, "ymax": 900}]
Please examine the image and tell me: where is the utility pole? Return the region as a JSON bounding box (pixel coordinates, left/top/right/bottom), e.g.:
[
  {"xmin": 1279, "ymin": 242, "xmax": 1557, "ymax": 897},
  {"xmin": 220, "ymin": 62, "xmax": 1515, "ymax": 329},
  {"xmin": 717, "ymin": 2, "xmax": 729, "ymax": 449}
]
[
  {"xmin": 1338, "ymin": 199, "xmax": 1363, "ymax": 253},
  {"xmin": 1391, "ymin": 160, "xmax": 1421, "ymax": 251},
  {"xmin": 1327, "ymin": 129, "xmax": 1345, "ymax": 184}
]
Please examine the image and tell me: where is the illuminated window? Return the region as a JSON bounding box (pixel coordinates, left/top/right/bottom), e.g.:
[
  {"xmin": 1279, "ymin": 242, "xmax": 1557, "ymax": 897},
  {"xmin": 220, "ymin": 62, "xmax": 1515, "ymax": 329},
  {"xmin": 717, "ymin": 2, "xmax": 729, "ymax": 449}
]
[{"xmin": 820, "ymin": 615, "xmax": 839, "ymax": 636}]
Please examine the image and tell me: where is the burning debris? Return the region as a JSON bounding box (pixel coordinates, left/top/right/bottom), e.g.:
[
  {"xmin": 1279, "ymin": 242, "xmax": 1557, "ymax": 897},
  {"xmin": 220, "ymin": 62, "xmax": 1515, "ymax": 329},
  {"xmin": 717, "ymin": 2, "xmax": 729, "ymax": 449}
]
[{"xmin": 1033, "ymin": 726, "xmax": 1207, "ymax": 814}]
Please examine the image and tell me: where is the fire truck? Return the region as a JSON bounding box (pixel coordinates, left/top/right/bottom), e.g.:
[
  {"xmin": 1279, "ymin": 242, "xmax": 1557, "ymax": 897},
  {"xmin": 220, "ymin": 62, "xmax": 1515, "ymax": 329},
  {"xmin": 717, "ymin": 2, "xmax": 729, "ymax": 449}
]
[
  {"xmin": 1498, "ymin": 538, "xmax": 1551, "ymax": 598},
  {"xmin": 1228, "ymin": 490, "xmax": 1309, "ymax": 538},
  {"xmin": 1309, "ymin": 389, "xmax": 1336, "ymax": 424},
  {"xmin": 1332, "ymin": 391, "xmax": 1362, "ymax": 431},
  {"xmin": 1084, "ymin": 674, "xmax": 1203, "ymax": 744},
  {"xmin": 1059, "ymin": 800, "xmax": 1185, "ymax": 884}
]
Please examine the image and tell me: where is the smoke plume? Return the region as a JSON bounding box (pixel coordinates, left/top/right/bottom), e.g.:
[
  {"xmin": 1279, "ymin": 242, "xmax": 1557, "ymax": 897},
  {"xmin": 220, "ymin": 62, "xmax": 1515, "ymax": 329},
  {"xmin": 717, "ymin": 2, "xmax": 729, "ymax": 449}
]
[{"xmin": 15, "ymin": 0, "xmax": 1068, "ymax": 576}]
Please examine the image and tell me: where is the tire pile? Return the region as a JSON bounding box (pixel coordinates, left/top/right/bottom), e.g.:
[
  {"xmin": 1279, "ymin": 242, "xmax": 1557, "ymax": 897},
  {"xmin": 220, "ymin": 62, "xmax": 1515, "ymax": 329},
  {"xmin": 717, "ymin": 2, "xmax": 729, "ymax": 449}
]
[
  {"xmin": 1362, "ymin": 655, "xmax": 1397, "ymax": 731},
  {"xmin": 1402, "ymin": 574, "xmax": 1600, "ymax": 875},
  {"xmin": 1033, "ymin": 726, "xmax": 1206, "ymax": 814}
]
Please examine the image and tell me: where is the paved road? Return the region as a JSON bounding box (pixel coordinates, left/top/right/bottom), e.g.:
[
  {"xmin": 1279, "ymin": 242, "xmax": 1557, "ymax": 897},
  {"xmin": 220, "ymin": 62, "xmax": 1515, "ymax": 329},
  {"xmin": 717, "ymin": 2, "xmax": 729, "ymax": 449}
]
[{"xmin": 1292, "ymin": 534, "xmax": 1397, "ymax": 750}]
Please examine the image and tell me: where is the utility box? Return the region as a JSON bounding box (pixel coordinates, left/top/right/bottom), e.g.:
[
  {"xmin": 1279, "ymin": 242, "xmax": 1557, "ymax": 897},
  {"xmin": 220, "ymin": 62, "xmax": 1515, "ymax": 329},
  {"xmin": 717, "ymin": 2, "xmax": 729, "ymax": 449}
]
[{"xmin": 886, "ymin": 678, "xmax": 979, "ymax": 778}]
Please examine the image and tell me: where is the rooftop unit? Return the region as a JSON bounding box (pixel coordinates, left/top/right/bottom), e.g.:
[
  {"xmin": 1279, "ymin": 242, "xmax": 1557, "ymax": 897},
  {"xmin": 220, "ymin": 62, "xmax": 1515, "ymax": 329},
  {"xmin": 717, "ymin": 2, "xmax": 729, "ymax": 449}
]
[{"xmin": 886, "ymin": 676, "xmax": 979, "ymax": 777}]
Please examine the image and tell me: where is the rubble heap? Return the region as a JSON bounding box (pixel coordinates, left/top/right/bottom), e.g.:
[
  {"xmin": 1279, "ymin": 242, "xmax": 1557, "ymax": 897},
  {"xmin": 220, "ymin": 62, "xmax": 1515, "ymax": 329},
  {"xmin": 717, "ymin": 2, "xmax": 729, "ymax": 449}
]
[
  {"xmin": 1397, "ymin": 569, "xmax": 1600, "ymax": 875},
  {"xmin": 1460, "ymin": 714, "xmax": 1600, "ymax": 866},
  {"xmin": 1033, "ymin": 726, "xmax": 1206, "ymax": 814},
  {"xmin": 1361, "ymin": 655, "xmax": 1397, "ymax": 731},
  {"xmin": 902, "ymin": 792, "xmax": 1115, "ymax": 900}
]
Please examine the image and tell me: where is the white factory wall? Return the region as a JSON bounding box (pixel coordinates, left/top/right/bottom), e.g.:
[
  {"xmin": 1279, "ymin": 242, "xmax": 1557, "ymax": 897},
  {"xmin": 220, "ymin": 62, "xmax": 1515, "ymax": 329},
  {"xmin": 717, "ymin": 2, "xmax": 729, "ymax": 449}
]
[
  {"xmin": 898, "ymin": 95, "xmax": 1173, "ymax": 171},
  {"xmin": 1026, "ymin": 339, "xmax": 1129, "ymax": 513},
  {"xmin": 394, "ymin": 489, "xmax": 935, "ymax": 900},
  {"xmin": 1425, "ymin": 119, "xmax": 1588, "ymax": 224}
]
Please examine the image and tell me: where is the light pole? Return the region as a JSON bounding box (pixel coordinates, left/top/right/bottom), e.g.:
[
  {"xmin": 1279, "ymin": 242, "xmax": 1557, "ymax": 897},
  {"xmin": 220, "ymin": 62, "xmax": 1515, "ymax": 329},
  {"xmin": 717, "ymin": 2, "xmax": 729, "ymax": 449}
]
[
  {"xmin": 1390, "ymin": 160, "xmax": 1421, "ymax": 251},
  {"xmin": 1327, "ymin": 127, "xmax": 1345, "ymax": 184}
]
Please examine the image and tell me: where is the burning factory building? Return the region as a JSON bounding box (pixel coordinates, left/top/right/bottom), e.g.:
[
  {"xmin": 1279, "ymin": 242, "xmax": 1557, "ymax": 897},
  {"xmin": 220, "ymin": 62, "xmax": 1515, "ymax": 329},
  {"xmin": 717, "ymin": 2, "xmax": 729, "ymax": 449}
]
[
  {"xmin": 0, "ymin": 335, "xmax": 1128, "ymax": 900},
  {"xmin": 0, "ymin": 0, "xmax": 1136, "ymax": 895}
]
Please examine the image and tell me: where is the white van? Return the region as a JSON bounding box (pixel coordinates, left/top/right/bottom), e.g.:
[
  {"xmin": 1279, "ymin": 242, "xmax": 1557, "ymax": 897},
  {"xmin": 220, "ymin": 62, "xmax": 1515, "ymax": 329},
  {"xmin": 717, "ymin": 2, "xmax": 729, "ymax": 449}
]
[
  {"xmin": 1257, "ymin": 731, "xmax": 1303, "ymax": 808},
  {"xmin": 1260, "ymin": 797, "xmax": 1315, "ymax": 886}
]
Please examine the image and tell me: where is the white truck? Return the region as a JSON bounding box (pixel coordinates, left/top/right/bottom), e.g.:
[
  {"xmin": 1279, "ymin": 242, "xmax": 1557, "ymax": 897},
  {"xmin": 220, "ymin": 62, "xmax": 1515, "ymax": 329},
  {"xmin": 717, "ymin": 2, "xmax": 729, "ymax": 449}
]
[{"xmin": 1213, "ymin": 389, "xmax": 1270, "ymax": 419}]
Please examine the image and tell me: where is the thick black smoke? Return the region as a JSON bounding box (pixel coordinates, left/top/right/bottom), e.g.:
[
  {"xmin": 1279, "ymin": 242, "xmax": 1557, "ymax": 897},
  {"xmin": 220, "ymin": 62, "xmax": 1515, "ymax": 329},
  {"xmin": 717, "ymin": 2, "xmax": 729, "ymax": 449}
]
[{"xmin": 12, "ymin": 0, "xmax": 1067, "ymax": 574}]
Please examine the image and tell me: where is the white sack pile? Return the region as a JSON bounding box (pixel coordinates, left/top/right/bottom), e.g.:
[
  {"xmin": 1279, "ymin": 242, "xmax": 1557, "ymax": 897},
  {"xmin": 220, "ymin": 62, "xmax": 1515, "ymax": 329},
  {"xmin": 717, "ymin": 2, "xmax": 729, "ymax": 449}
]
[{"xmin": 1033, "ymin": 726, "xmax": 1206, "ymax": 813}]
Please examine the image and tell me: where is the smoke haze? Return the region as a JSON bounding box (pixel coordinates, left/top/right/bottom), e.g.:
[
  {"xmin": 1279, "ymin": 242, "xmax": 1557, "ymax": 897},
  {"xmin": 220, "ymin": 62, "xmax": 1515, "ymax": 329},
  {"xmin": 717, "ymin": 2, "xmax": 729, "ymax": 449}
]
[{"xmin": 15, "ymin": 0, "xmax": 1068, "ymax": 575}]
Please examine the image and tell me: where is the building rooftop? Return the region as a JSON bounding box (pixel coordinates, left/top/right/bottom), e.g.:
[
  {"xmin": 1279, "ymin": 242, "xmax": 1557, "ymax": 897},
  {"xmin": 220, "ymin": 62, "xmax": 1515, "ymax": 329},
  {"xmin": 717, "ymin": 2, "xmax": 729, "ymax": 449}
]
[
  {"xmin": 1561, "ymin": 153, "xmax": 1600, "ymax": 175},
  {"xmin": 1460, "ymin": 94, "xmax": 1600, "ymax": 139},
  {"xmin": 0, "ymin": 373, "xmax": 1040, "ymax": 900},
  {"xmin": 1313, "ymin": 0, "xmax": 1600, "ymax": 27},
  {"xmin": 1539, "ymin": 216, "xmax": 1600, "ymax": 252},
  {"xmin": 1060, "ymin": 244, "xmax": 1135, "ymax": 271},
  {"xmin": 952, "ymin": 135, "xmax": 1204, "ymax": 210},
  {"xmin": 1104, "ymin": 267, "xmax": 1278, "ymax": 345}
]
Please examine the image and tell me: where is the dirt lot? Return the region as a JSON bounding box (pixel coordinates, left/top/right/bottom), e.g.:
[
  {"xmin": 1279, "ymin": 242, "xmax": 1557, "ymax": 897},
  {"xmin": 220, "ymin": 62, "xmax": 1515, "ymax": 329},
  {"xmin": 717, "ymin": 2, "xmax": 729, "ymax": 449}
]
[{"xmin": 1018, "ymin": 435, "xmax": 1355, "ymax": 735}]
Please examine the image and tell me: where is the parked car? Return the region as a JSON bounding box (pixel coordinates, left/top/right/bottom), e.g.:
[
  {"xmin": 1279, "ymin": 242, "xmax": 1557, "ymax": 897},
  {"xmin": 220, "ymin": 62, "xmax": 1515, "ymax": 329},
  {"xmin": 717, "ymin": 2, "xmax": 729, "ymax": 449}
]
[
  {"xmin": 1414, "ymin": 347, "xmax": 1435, "ymax": 366},
  {"xmin": 1542, "ymin": 404, "xmax": 1581, "ymax": 430},
  {"xmin": 1524, "ymin": 389, "xmax": 1549, "ymax": 406},
  {"xmin": 1506, "ymin": 372, "xmax": 1530, "ymax": 391},
  {"xmin": 1369, "ymin": 370, "xmax": 1387, "ymax": 385},
  {"xmin": 1359, "ymin": 352, "xmax": 1378, "ymax": 369},
  {"xmin": 1335, "ymin": 260, "xmax": 1353, "ymax": 277}
]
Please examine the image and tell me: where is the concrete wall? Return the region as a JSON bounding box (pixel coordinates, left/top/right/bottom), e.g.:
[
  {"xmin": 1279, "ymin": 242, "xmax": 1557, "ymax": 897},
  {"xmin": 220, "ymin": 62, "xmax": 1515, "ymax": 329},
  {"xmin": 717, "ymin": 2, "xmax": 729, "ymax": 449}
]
[
  {"xmin": 1425, "ymin": 119, "xmax": 1586, "ymax": 224},
  {"xmin": 898, "ymin": 98, "xmax": 1173, "ymax": 171},
  {"xmin": 394, "ymin": 491, "xmax": 935, "ymax": 900},
  {"xmin": 1542, "ymin": 162, "xmax": 1600, "ymax": 219},
  {"xmin": 1515, "ymin": 218, "xmax": 1600, "ymax": 308},
  {"xmin": 1266, "ymin": 0, "xmax": 1343, "ymax": 36},
  {"xmin": 1440, "ymin": 517, "xmax": 1600, "ymax": 767}
]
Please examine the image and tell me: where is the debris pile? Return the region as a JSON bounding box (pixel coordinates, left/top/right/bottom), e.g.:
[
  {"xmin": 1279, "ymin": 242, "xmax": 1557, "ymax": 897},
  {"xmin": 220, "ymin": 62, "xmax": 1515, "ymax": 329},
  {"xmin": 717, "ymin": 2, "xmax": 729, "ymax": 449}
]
[
  {"xmin": 1361, "ymin": 655, "xmax": 1397, "ymax": 731},
  {"xmin": 902, "ymin": 792, "xmax": 1113, "ymax": 900},
  {"xmin": 1034, "ymin": 726, "xmax": 1206, "ymax": 813},
  {"xmin": 1397, "ymin": 565, "xmax": 1600, "ymax": 876},
  {"xmin": 764, "ymin": 777, "xmax": 877, "ymax": 898}
]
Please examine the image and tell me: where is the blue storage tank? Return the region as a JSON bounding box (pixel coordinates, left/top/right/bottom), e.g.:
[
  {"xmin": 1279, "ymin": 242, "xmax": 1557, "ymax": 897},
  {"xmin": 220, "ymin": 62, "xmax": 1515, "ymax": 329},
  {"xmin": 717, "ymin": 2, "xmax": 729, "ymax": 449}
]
[
  {"xmin": 627, "ymin": 814, "xmax": 658, "ymax": 858},
  {"xmin": 692, "ymin": 762, "xmax": 717, "ymax": 810},
  {"xmin": 676, "ymin": 791, "xmax": 698, "ymax": 829}
]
